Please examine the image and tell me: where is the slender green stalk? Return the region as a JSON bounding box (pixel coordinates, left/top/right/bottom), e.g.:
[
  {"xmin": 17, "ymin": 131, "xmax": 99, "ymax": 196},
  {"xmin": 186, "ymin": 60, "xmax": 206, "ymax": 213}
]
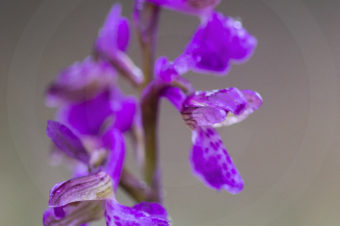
[
  {"xmin": 135, "ymin": 2, "xmax": 163, "ymax": 202},
  {"xmin": 137, "ymin": 3, "xmax": 161, "ymax": 88},
  {"xmin": 141, "ymin": 83, "xmax": 162, "ymax": 202},
  {"xmin": 119, "ymin": 168, "xmax": 150, "ymax": 202}
]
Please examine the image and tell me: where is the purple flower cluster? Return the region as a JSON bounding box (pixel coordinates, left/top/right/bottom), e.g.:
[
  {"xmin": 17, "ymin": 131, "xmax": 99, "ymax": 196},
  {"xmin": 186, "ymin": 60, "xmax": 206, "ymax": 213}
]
[{"xmin": 43, "ymin": 1, "xmax": 262, "ymax": 225}]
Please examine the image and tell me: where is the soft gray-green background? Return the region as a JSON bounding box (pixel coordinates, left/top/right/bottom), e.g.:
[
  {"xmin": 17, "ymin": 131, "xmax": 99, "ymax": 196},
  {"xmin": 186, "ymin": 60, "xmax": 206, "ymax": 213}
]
[{"xmin": 1, "ymin": 0, "xmax": 340, "ymax": 225}]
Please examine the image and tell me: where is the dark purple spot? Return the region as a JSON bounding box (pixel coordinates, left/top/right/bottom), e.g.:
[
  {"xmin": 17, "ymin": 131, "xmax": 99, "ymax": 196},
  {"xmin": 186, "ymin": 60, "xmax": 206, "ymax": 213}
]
[
  {"xmin": 114, "ymin": 221, "xmax": 122, "ymax": 226},
  {"xmin": 222, "ymin": 163, "xmax": 227, "ymax": 170},
  {"xmin": 106, "ymin": 215, "xmax": 111, "ymax": 222}
]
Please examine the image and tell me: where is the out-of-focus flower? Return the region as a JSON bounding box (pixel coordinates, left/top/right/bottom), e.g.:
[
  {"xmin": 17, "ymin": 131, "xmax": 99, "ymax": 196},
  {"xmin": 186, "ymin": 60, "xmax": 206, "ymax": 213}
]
[
  {"xmin": 56, "ymin": 88, "xmax": 137, "ymax": 136},
  {"xmin": 145, "ymin": 0, "xmax": 220, "ymax": 15},
  {"xmin": 95, "ymin": 4, "xmax": 143, "ymax": 85},
  {"xmin": 176, "ymin": 12, "xmax": 257, "ymax": 75},
  {"xmin": 43, "ymin": 123, "xmax": 169, "ymax": 226},
  {"xmin": 46, "ymin": 120, "xmax": 90, "ymax": 164},
  {"xmin": 95, "ymin": 4, "xmax": 130, "ymax": 58},
  {"xmin": 163, "ymin": 86, "xmax": 262, "ymax": 193},
  {"xmin": 46, "ymin": 57, "xmax": 116, "ymax": 107}
]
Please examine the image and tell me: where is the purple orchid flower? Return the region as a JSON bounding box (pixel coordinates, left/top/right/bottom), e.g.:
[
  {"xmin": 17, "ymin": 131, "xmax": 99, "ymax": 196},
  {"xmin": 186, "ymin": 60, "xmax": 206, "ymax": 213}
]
[
  {"xmin": 176, "ymin": 12, "xmax": 257, "ymax": 75},
  {"xmin": 163, "ymin": 86, "xmax": 262, "ymax": 193},
  {"xmin": 145, "ymin": 0, "xmax": 220, "ymax": 15},
  {"xmin": 56, "ymin": 88, "xmax": 137, "ymax": 136},
  {"xmin": 152, "ymin": 55, "xmax": 263, "ymax": 193},
  {"xmin": 43, "ymin": 121, "xmax": 170, "ymax": 226},
  {"xmin": 43, "ymin": 1, "xmax": 262, "ymax": 224}
]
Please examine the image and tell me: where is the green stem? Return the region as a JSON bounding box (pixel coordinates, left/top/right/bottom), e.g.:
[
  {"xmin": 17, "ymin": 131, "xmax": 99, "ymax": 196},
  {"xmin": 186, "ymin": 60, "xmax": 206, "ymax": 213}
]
[
  {"xmin": 137, "ymin": 3, "xmax": 161, "ymax": 89},
  {"xmin": 135, "ymin": 2, "xmax": 162, "ymax": 203},
  {"xmin": 141, "ymin": 83, "xmax": 162, "ymax": 202},
  {"xmin": 119, "ymin": 168, "xmax": 150, "ymax": 203}
]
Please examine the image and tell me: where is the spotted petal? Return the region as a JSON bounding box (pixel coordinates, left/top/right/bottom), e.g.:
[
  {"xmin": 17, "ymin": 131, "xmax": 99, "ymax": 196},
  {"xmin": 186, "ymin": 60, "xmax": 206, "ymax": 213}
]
[
  {"xmin": 182, "ymin": 87, "xmax": 248, "ymax": 127},
  {"xmin": 46, "ymin": 120, "xmax": 90, "ymax": 164},
  {"xmin": 105, "ymin": 200, "xmax": 169, "ymax": 226},
  {"xmin": 215, "ymin": 89, "xmax": 263, "ymax": 127},
  {"xmin": 191, "ymin": 127, "xmax": 244, "ymax": 194},
  {"xmin": 133, "ymin": 202, "xmax": 168, "ymax": 219}
]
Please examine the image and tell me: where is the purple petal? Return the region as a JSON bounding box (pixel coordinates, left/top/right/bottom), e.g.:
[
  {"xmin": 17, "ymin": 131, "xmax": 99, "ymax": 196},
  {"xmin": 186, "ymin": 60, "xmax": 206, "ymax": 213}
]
[
  {"xmin": 46, "ymin": 57, "xmax": 116, "ymax": 107},
  {"xmin": 133, "ymin": 202, "xmax": 168, "ymax": 219},
  {"xmin": 43, "ymin": 201, "xmax": 104, "ymax": 226},
  {"xmin": 146, "ymin": 0, "xmax": 219, "ymax": 15},
  {"xmin": 179, "ymin": 12, "xmax": 257, "ymax": 75},
  {"xmin": 181, "ymin": 87, "xmax": 248, "ymax": 127},
  {"xmin": 116, "ymin": 18, "xmax": 130, "ymax": 52},
  {"xmin": 49, "ymin": 171, "xmax": 114, "ymax": 207},
  {"xmin": 73, "ymin": 162, "xmax": 90, "ymax": 178},
  {"xmin": 57, "ymin": 90, "xmax": 114, "ymax": 136},
  {"xmin": 215, "ymin": 89, "xmax": 263, "ymax": 127},
  {"xmin": 102, "ymin": 128, "xmax": 125, "ymax": 191},
  {"xmin": 95, "ymin": 4, "xmax": 130, "ymax": 58},
  {"xmin": 184, "ymin": 87, "xmax": 247, "ymax": 114},
  {"xmin": 46, "ymin": 120, "xmax": 90, "ymax": 164},
  {"xmin": 242, "ymin": 90, "xmax": 263, "ymax": 111},
  {"xmin": 111, "ymin": 94, "xmax": 137, "ymax": 132},
  {"xmin": 190, "ymin": 127, "xmax": 244, "ymax": 194},
  {"xmin": 154, "ymin": 56, "xmax": 179, "ymax": 83},
  {"xmin": 182, "ymin": 106, "xmax": 226, "ymax": 128},
  {"xmin": 161, "ymin": 87, "xmax": 186, "ymax": 111},
  {"xmin": 105, "ymin": 200, "xmax": 169, "ymax": 226}
]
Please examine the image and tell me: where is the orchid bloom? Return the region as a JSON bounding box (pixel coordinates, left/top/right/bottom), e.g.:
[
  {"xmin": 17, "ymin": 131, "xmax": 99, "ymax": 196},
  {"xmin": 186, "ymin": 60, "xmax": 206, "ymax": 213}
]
[
  {"xmin": 43, "ymin": 121, "xmax": 170, "ymax": 225},
  {"xmin": 155, "ymin": 57, "xmax": 262, "ymax": 193},
  {"xmin": 176, "ymin": 12, "xmax": 257, "ymax": 75},
  {"xmin": 165, "ymin": 86, "xmax": 262, "ymax": 193},
  {"xmin": 43, "ymin": 1, "xmax": 262, "ymax": 225}
]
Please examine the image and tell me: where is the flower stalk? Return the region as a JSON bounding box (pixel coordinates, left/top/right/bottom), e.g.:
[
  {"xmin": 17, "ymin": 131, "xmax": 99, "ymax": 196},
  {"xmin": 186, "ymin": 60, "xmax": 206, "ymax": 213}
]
[
  {"xmin": 119, "ymin": 168, "xmax": 150, "ymax": 202},
  {"xmin": 135, "ymin": 2, "xmax": 163, "ymax": 203},
  {"xmin": 136, "ymin": 2, "xmax": 161, "ymax": 88}
]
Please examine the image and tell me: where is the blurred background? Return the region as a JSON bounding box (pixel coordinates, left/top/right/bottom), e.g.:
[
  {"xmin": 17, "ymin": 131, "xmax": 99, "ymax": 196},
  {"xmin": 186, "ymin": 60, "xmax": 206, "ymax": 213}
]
[{"xmin": 1, "ymin": 0, "xmax": 340, "ymax": 225}]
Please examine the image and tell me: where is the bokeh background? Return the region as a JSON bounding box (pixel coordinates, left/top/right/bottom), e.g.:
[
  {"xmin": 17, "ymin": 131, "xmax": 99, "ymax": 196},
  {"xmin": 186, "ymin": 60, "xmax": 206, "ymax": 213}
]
[{"xmin": 1, "ymin": 0, "xmax": 340, "ymax": 225}]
